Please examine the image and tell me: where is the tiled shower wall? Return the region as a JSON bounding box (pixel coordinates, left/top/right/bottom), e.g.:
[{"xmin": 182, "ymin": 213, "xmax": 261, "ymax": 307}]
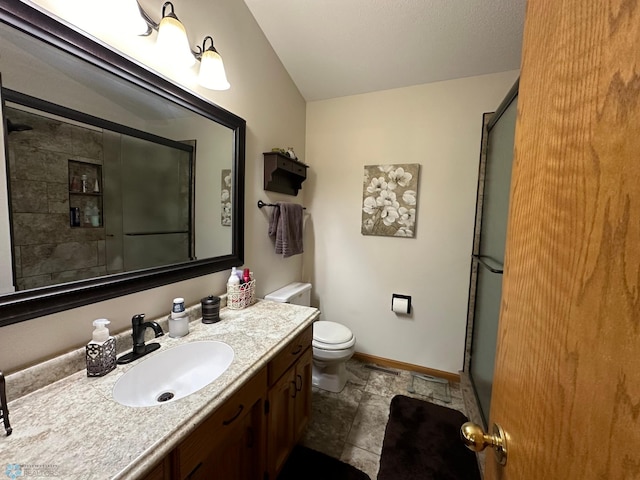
[{"xmin": 6, "ymin": 107, "xmax": 106, "ymax": 290}]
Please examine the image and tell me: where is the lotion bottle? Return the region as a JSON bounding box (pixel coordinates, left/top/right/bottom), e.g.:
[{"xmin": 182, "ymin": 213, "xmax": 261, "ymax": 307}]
[
  {"xmin": 86, "ymin": 319, "xmax": 116, "ymax": 377},
  {"xmin": 228, "ymin": 267, "xmax": 240, "ymax": 286}
]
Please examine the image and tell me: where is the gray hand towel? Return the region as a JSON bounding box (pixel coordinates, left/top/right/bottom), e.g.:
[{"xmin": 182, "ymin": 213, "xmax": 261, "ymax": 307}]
[{"xmin": 268, "ymin": 202, "xmax": 304, "ymax": 257}]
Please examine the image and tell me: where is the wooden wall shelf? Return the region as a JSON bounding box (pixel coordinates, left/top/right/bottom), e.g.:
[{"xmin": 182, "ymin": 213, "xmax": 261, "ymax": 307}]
[{"xmin": 263, "ymin": 152, "xmax": 308, "ymax": 196}]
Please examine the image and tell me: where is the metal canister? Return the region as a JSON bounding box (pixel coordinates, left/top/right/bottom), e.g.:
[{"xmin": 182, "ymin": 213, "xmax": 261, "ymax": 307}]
[{"xmin": 201, "ymin": 295, "xmax": 221, "ymax": 324}]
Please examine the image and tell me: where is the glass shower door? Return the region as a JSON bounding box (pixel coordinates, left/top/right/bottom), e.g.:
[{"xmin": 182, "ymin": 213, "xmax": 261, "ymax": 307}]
[
  {"xmin": 469, "ymin": 88, "xmax": 518, "ymax": 425},
  {"xmin": 121, "ymin": 136, "xmax": 192, "ymax": 271},
  {"xmin": 104, "ymin": 133, "xmax": 193, "ymax": 273}
]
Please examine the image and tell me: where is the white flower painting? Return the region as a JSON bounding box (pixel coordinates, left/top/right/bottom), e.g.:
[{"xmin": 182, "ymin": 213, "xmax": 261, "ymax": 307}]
[
  {"xmin": 221, "ymin": 169, "xmax": 232, "ymax": 226},
  {"xmin": 361, "ymin": 164, "xmax": 420, "ymax": 237}
]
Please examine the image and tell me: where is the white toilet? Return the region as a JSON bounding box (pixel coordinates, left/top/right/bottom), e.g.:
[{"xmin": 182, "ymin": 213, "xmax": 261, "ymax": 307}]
[{"xmin": 265, "ymin": 282, "xmax": 356, "ymax": 393}]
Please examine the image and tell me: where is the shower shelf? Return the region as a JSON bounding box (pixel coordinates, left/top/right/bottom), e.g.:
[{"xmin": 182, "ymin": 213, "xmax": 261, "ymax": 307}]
[{"xmin": 68, "ymin": 159, "xmax": 102, "ymax": 228}]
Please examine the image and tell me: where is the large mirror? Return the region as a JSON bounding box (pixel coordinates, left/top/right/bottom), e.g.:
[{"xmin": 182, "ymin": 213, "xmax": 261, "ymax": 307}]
[{"xmin": 0, "ymin": 3, "xmax": 246, "ymax": 326}]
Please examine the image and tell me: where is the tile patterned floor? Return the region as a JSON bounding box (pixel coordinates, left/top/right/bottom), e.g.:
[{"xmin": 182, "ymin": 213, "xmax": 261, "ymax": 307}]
[{"xmin": 299, "ymin": 358, "xmax": 467, "ymax": 480}]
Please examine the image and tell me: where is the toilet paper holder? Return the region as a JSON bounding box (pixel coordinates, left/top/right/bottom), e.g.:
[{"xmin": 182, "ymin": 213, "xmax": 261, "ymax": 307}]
[{"xmin": 391, "ymin": 294, "xmax": 412, "ymax": 314}]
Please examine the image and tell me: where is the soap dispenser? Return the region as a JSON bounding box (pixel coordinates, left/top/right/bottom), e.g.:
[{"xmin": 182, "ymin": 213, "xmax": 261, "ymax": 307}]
[{"xmin": 86, "ymin": 318, "xmax": 116, "ymax": 377}]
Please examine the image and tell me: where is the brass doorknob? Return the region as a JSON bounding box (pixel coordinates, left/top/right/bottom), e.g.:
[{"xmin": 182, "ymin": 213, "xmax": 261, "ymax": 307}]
[{"xmin": 460, "ymin": 422, "xmax": 508, "ymax": 465}]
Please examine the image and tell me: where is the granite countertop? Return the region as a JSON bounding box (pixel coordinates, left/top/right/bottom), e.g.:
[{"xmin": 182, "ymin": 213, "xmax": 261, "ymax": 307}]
[{"xmin": 1, "ymin": 300, "xmax": 319, "ymax": 480}]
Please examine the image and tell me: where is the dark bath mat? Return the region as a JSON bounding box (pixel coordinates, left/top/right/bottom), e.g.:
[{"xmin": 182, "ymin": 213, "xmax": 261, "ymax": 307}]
[
  {"xmin": 378, "ymin": 395, "xmax": 481, "ymax": 480},
  {"xmin": 277, "ymin": 445, "xmax": 371, "ymax": 480}
]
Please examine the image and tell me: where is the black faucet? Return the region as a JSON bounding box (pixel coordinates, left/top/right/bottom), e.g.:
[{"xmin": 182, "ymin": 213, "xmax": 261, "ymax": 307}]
[
  {"xmin": 117, "ymin": 313, "xmax": 164, "ymax": 364},
  {"xmin": 0, "ymin": 371, "xmax": 11, "ymax": 436}
]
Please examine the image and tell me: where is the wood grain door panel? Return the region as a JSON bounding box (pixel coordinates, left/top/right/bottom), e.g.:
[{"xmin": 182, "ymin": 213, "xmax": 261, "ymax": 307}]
[{"xmin": 487, "ymin": 1, "xmax": 640, "ymax": 478}]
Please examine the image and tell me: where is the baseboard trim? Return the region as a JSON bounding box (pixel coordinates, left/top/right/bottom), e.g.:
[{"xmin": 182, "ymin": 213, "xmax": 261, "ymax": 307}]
[{"xmin": 353, "ymin": 352, "xmax": 460, "ymax": 383}]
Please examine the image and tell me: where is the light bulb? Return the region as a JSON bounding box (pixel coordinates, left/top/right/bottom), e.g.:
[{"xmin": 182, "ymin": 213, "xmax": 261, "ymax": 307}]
[
  {"xmin": 114, "ymin": 0, "xmax": 149, "ymax": 35},
  {"xmin": 198, "ymin": 49, "xmax": 230, "ymax": 90},
  {"xmin": 156, "ymin": 15, "xmax": 195, "ymax": 68}
]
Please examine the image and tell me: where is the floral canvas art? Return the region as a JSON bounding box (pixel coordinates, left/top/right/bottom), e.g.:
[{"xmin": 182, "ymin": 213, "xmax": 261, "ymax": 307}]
[
  {"xmin": 221, "ymin": 169, "xmax": 231, "ymax": 226},
  {"xmin": 361, "ymin": 164, "xmax": 420, "ymax": 237}
]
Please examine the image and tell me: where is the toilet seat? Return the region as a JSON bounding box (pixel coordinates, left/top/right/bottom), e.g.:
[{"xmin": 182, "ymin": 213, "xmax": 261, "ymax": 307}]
[{"xmin": 313, "ymin": 321, "xmax": 355, "ymax": 351}]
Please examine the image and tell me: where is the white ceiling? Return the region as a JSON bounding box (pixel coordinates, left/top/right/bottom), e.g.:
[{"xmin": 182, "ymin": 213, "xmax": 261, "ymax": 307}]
[{"xmin": 243, "ymin": 0, "xmax": 526, "ymax": 101}]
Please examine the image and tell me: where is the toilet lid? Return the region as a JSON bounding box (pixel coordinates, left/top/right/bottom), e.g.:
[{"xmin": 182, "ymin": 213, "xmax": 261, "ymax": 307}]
[{"xmin": 313, "ymin": 321, "xmax": 354, "ymax": 350}]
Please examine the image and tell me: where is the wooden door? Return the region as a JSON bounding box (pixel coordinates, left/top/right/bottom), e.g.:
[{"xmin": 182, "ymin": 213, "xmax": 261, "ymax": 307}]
[{"xmin": 486, "ymin": 1, "xmax": 640, "ymax": 478}]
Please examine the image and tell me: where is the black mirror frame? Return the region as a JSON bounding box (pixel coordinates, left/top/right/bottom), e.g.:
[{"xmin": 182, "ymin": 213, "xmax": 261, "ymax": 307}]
[{"xmin": 0, "ymin": 2, "xmax": 245, "ymax": 327}]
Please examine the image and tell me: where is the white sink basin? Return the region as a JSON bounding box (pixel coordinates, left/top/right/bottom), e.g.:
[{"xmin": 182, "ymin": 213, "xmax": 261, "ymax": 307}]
[{"xmin": 112, "ymin": 341, "xmax": 234, "ymax": 407}]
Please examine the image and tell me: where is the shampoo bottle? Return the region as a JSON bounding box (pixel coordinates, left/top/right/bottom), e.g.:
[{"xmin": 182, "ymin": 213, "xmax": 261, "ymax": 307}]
[{"xmin": 86, "ymin": 319, "xmax": 116, "ymax": 377}]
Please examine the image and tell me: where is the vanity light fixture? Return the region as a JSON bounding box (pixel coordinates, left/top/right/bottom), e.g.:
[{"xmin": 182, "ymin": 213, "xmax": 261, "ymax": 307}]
[
  {"xmin": 155, "ymin": 2, "xmax": 195, "ymax": 68},
  {"xmin": 135, "ymin": 1, "xmax": 230, "ymax": 90},
  {"xmin": 195, "ymin": 36, "xmax": 230, "ymax": 90},
  {"xmin": 114, "ymin": 0, "xmax": 149, "ymax": 36}
]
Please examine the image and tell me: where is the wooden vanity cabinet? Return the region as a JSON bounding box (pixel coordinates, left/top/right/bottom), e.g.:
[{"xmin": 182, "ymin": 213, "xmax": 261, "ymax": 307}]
[
  {"xmin": 171, "ymin": 367, "xmax": 267, "ymax": 480},
  {"xmin": 139, "ymin": 458, "xmax": 171, "ymax": 480},
  {"xmin": 266, "ymin": 326, "xmax": 313, "ymax": 479},
  {"xmin": 292, "ymin": 348, "xmax": 313, "ymax": 441},
  {"xmin": 140, "ymin": 324, "xmax": 313, "ymax": 480}
]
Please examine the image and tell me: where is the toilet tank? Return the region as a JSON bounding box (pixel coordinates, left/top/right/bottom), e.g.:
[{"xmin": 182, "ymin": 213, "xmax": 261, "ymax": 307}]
[{"xmin": 265, "ymin": 282, "xmax": 312, "ymax": 306}]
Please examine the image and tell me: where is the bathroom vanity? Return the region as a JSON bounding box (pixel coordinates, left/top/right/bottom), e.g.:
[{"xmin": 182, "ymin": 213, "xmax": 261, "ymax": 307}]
[
  {"xmin": 2, "ymin": 300, "xmax": 318, "ymax": 480},
  {"xmin": 166, "ymin": 325, "xmax": 313, "ymax": 480}
]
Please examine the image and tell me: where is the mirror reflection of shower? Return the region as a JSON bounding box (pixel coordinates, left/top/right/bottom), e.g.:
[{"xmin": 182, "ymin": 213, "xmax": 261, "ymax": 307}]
[
  {"xmin": 105, "ymin": 134, "xmax": 193, "ymax": 273},
  {"xmin": 5, "ymin": 118, "xmax": 33, "ymax": 133},
  {"xmin": 3, "ymin": 103, "xmax": 194, "ymax": 291}
]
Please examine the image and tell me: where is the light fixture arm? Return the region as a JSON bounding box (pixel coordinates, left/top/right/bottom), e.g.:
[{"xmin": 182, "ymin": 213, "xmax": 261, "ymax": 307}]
[
  {"xmin": 135, "ymin": 0, "xmax": 157, "ymax": 35},
  {"xmin": 161, "ymin": 2, "xmax": 177, "ymax": 20},
  {"xmin": 136, "ymin": 1, "xmax": 201, "ymax": 60},
  {"xmin": 194, "ymin": 36, "xmax": 220, "ymax": 61},
  {"xmin": 137, "ymin": 1, "xmax": 184, "ymax": 36}
]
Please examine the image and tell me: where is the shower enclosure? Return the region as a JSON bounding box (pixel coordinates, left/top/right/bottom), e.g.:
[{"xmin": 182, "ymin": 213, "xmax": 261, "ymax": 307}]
[
  {"xmin": 103, "ymin": 133, "xmax": 193, "ymax": 274},
  {"xmin": 467, "ymin": 81, "xmax": 518, "ymax": 426}
]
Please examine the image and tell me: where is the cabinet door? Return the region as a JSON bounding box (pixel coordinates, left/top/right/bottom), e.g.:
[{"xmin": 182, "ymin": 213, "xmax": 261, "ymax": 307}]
[
  {"xmin": 173, "ymin": 368, "xmax": 267, "ymax": 480},
  {"xmin": 140, "ymin": 457, "xmax": 170, "ymax": 480},
  {"xmin": 268, "ymin": 325, "xmax": 313, "ymax": 385},
  {"xmin": 293, "ymin": 348, "xmax": 313, "ymax": 442},
  {"xmin": 189, "ymin": 401, "xmax": 262, "ymax": 480},
  {"xmin": 267, "ymin": 367, "xmax": 296, "ymax": 477}
]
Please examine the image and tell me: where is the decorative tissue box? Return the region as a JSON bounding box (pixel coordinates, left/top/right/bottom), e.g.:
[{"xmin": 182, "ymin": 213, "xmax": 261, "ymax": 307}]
[{"xmin": 227, "ymin": 279, "xmax": 255, "ymax": 310}]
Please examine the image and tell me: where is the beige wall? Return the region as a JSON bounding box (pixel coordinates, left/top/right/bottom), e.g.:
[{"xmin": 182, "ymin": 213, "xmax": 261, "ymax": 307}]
[
  {"xmin": 305, "ymin": 71, "xmax": 518, "ymax": 374},
  {"xmin": 0, "ymin": 0, "xmax": 306, "ymax": 372},
  {"xmin": 3, "ymin": 1, "xmax": 517, "ymax": 377}
]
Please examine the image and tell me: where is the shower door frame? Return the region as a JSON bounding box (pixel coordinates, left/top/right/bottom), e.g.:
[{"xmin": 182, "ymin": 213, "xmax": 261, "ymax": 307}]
[{"xmin": 463, "ymin": 79, "xmax": 519, "ymax": 428}]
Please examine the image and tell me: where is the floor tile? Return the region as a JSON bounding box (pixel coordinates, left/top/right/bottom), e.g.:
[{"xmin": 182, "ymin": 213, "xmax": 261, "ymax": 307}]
[
  {"xmin": 301, "ymin": 382, "xmax": 363, "ymax": 458},
  {"xmin": 340, "ymin": 443, "xmax": 380, "ymax": 480},
  {"xmin": 345, "ymin": 358, "xmax": 371, "ymax": 388},
  {"xmin": 345, "ymin": 391, "xmax": 391, "ymax": 455},
  {"xmin": 301, "ymin": 358, "xmax": 473, "ymax": 477},
  {"xmin": 363, "ymin": 368, "xmax": 412, "ymax": 397}
]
